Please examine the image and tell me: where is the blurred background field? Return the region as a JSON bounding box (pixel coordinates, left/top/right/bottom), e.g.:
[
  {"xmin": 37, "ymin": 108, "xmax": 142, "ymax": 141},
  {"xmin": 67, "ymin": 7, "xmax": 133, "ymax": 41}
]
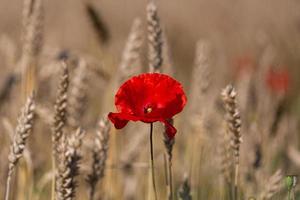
[{"xmin": 1, "ymin": 0, "xmax": 300, "ymax": 200}]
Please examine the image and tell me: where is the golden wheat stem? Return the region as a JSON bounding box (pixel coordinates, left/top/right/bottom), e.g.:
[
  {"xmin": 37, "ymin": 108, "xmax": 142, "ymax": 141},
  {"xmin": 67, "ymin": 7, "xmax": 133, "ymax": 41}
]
[
  {"xmin": 234, "ymin": 164, "xmax": 239, "ymax": 200},
  {"xmin": 4, "ymin": 171, "xmax": 12, "ymax": 200}
]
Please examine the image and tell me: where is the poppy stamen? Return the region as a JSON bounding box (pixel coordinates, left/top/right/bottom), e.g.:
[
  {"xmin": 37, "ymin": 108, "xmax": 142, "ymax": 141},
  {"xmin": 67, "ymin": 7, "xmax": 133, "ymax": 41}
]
[{"xmin": 144, "ymin": 107, "xmax": 153, "ymax": 114}]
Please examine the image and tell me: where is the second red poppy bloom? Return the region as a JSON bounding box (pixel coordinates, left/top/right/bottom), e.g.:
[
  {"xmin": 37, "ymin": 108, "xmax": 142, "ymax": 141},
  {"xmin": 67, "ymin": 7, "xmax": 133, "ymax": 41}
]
[{"xmin": 108, "ymin": 73, "xmax": 187, "ymax": 138}]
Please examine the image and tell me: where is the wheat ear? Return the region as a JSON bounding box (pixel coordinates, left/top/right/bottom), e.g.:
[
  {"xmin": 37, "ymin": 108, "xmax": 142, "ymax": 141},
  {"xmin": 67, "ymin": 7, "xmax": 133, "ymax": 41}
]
[
  {"xmin": 21, "ymin": 0, "xmax": 43, "ymax": 97},
  {"xmin": 56, "ymin": 128, "xmax": 85, "ymax": 200},
  {"xmin": 5, "ymin": 94, "xmax": 35, "ymax": 200},
  {"xmin": 68, "ymin": 58, "xmax": 88, "ymax": 130},
  {"xmin": 147, "ymin": 1, "xmax": 163, "ymax": 73},
  {"xmin": 51, "ymin": 61, "xmax": 69, "ymax": 200},
  {"xmin": 86, "ymin": 116, "xmax": 111, "ymax": 200},
  {"xmin": 118, "ymin": 18, "xmax": 143, "ymax": 84},
  {"xmin": 52, "ymin": 62, "xmax": 69, "ymax": 159},
  {"xmin": 221, "ymin": 85, "xmax": 242, "ymax": 200},
  {"xmin": 260, "ymin": 170, "xmax": 283, "ymax": 200}
]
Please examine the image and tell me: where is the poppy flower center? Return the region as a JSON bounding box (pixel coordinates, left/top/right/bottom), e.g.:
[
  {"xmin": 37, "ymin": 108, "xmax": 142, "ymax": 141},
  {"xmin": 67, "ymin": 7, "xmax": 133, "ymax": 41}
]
[{"xmin": 144, "ymin": 107, "xmax": 153, "ymax": 114}]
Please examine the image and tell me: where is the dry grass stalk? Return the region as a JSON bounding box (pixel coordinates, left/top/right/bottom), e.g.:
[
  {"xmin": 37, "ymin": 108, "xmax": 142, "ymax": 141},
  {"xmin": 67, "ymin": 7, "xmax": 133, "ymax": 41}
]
[
  {"xmin": 178, "ymin": 174, "xmax": 192, "ymax": 200},
  {"xmin": 118, "ymin": 18, "xmax": 143, "ymax": 84},
  {"xmin": 86, "ymin": 116, "xmax": 111, "ymax": 200},
  {"xmin": 68, "ymin": 58, "xmax": 88, "ymax": 130},
  {"xmin": 5, "ymin": 94, "xmax": 35, "ymax": 200},
  {"xmin": 259, "ymin": 170, "xmax": 283, "ymax": 200},
  {"xmin": 147, "ymin": 1, "xmax": 163, "ymax": 73},
  {"xmin": 163, "ymin": 118, "xmax": 175, "ymax": 200},
  {"xmin": 20, "ymin": 0, "xmax": 44, "ymax": 97},
  {"xmin": 221, "ymin": 85, "xmax": 242, "ymax": 199},
  {"xmin": 52, "ymin": 62, "xmax": 69, "ymax": 159},
  {"xmin": 56, "ymin": 128, "xmax": 85, "ymax": 200}
]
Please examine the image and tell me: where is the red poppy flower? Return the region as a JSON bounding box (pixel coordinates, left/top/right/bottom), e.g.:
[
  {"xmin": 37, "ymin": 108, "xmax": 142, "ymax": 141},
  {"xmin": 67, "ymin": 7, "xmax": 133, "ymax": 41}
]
[
  {"xmin": 266, "ymin": 68, "xmax": 290, "ymax": 94},
  {"xmin": 108, "ymin": 73, "xmax": 187, "ymax": 138}
]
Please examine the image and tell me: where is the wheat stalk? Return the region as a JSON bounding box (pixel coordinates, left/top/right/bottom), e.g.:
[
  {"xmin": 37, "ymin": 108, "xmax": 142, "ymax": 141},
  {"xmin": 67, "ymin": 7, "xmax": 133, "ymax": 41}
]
[
  {"xmin": 189, "ymin": 40, "xmax": 211, "ymax": 118},
  {"xmin": 84, "ymin": 2, "xmax": 110, "ymax": 44},
  {"xmin": 259, "ymin": 170, "xmax": 283, "ymax": 200},
  {"xmin": 86, "ymin": 116, "xmax": 111, "ymax": 200},
  {"xmin": 161, "ymin": 31, "xmax": 174, "ymax": 76},
  {"xmin": 147, "ymin": 1, "xmax": 163, "ymax": 73},
  {"xmin": 20, "ymin": 0, "xmax": 43, "ymax": 97},
  {"xmin": 56, "ymin": 128, "xmax": 85, "ymax": 200},
  {"xmin": 221, "ymin": 85, "xmax": 242, "ymax": 200},
  {"xmin": 5, "ymin": 94, "xmax": 35, "ymax": 200},
  {"xmin": 68, "ymin": 58, "xmax": 88, "ymax": 130},
  {"xmin": 51, "ymin": 61, "xmax": 69, "ymax": 200},
  {"xmin": 118, "ymin": 18, "xmax": 143, "ymax": 84}
]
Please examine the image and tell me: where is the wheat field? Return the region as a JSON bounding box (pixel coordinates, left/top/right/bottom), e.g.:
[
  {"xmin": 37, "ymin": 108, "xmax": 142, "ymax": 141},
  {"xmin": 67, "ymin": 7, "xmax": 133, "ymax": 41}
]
[{"xmin": 0, "ymin": 0, "xmax": 300, "ymax": 200}]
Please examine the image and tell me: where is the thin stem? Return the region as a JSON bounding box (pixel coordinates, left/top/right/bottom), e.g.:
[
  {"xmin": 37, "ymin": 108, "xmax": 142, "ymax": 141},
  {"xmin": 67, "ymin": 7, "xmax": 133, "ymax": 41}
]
[
  {"xmin": 226, "ymin": 182, "xmax": 233, "ymax": 200},
  {"xmin": 150, "ymin": 123, "xmax": 158, "ymax": 200},
  {"xmin": 88, "ymin": 185, "xmax": 95, "ymax": 200},
  {"xmin": 233, "ymin": 164, "xmax": 239, "ymax": 200},
  {"xmin": 292, "ymin": 188, "xmax": 296, "ymax": 200},
  {"xmin": 288, "ymin": 190, "xmax": 291, "ymax": 200},
  {"xmin": 167, "ymin": 158, "xmax": 173, "ymax": 200},
  {"xmin": 51, "ymin": 156, "xmax": 55, "ymax": 200},
  {"xmin": 5, "ymin": 173, "xmax": 12, "ymax": 200}
]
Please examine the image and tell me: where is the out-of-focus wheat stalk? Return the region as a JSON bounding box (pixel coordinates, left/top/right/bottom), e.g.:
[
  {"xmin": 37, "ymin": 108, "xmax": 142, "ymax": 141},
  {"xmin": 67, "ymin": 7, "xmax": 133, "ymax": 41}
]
[
  {"xmin": 21, "ymin": 0, "xmax": 43, "ymax": 98},
  {"xmin": 221, "ymin": 85, "xmax": 242, "ymax": 200},
  {"xmin": 56, "ymin": 128, "xmax": 85, "ymax": 200},
  {"xmin": 68, "ymin": 58, "xmax": 88, "ymax": 130},
  {"xmin": 86, "ymin": 116, "xmax": 111, "ymax": 200},
  {"xmin": 259, "ymin": 170, "xmax": 283, "ymax": 200},
  {"xmin": 162, "ymin": 31, "xmax": 174, "ymax": 76},
  {"xmin": 117, "ymin": 18, "xmax": 143, "ymax": 84},
  {"xmin": 5, "ymin": 94, "xmax": 35, "ymax": 200},
  {"xmin": 163, "ymin": 118, "xmax": 175, "ymax": 200},
  {"xmin": 84, "ymin": 2, "xmax": 110, "ymax": 45},
  {"xmin": 178, "ymin": 174, "xmax": 192, "ymax": 200},
  {"xmin": 147, "ymin": 1, "xmax": 163, "ymax": 73},
  {"xmin": 189, "ymin": 40, "xmax": 211, "ymax": 118}
]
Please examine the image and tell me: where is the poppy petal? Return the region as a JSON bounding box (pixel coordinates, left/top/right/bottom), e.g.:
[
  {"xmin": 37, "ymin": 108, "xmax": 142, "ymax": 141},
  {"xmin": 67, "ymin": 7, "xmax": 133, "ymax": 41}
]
[
  {"xmin": 108, "ymin": 112, "xmax": 129, "ymax": 129},
  {"xmin": 161, "ymin": 119, "xmax": 177, "ymax": 139}
]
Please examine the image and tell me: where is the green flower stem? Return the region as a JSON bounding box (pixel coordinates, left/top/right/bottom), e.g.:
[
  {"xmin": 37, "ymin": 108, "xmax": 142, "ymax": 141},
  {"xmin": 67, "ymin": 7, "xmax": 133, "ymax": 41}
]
[{"xmin": 150, "ymin": 123, "xmax": 158, "ymax": 200}]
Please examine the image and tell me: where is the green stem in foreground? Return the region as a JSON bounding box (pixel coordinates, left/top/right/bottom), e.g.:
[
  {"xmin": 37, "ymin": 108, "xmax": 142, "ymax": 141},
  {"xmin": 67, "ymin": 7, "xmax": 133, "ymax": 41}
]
[{"xmin": 150, "ymin": 123, "xmax": 158, "ymax": 200}]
